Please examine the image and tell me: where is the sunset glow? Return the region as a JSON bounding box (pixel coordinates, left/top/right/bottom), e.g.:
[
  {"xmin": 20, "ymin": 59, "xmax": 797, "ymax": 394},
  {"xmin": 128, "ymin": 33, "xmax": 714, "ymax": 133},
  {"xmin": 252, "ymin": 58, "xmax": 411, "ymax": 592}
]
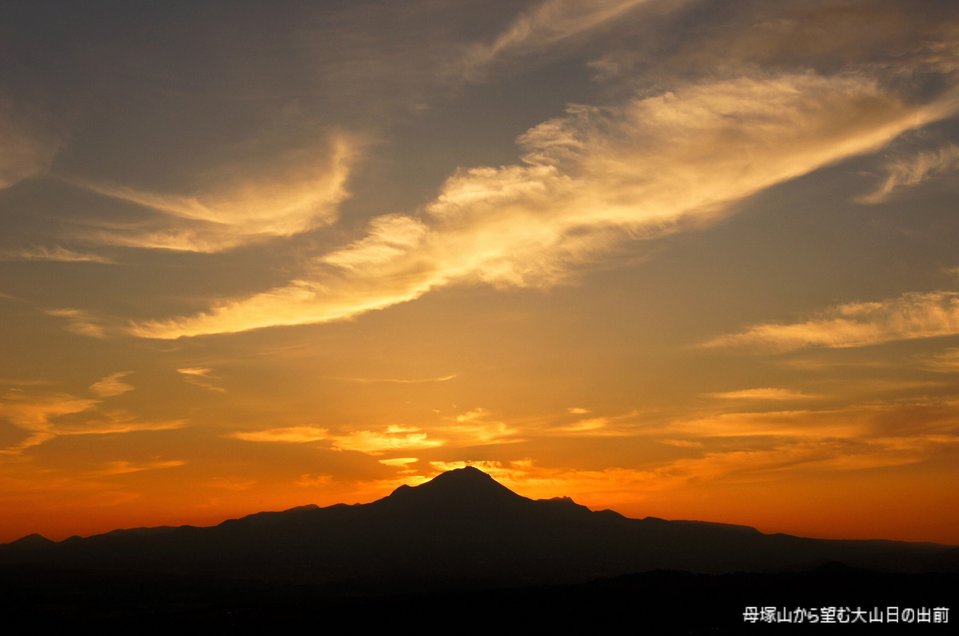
[{"xmin": 2, "ymin": 0, "xmax": 958, "ymax": 545}]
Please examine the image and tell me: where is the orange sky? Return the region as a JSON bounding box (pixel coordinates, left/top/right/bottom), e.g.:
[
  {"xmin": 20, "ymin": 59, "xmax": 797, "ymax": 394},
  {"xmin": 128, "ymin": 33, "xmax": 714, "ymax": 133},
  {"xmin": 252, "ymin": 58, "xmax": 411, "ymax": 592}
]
[{"xmin": 2, "ymin": 0, "xmax": 959, "ymax": 546}]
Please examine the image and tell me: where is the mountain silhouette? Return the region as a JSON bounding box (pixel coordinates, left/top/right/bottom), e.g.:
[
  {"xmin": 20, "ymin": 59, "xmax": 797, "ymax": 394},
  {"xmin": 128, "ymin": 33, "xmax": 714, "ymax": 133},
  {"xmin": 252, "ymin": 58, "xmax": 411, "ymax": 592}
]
[{"xmin": 1, "ymin": 467, "xmax": 955, "ymax": 590}]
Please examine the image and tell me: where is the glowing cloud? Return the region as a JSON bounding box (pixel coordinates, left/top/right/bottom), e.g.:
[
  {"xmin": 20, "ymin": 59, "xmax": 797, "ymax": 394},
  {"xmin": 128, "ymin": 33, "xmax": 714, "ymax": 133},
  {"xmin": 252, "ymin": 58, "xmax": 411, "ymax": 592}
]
[
  {"xmin": 331, "ymin": 426, "xmax": 444, "ymax": 454},
  {"xmin": 45, "ymin": 308, "xmax": 107, "ymax": 339},
  {"xmin": 229, "ymin": 426, "xmax": 330, "ymax": 444},
  {"xmin": 0, "ymin": 388, "xmax": 182, "ymax": 454},
  {"xmin": 0, "ymin": 104, "xmax": 59, "ymax": 190},
  {"xmin": 708, "ymin": 388, "xmax": 815, "ymax": 401},
  {"xmin": 456, "ymin": 0, "xmax": 653, "ymax": 81},
  {"xmin": 704, "ymin": 291, "xmax": 959, "ymax": 351},
  {"xmin": 177, "ymin": 367, "xmax": 226, "ymax": 393},
  {"xmin": 89, "ymin": 371, "xmax": 134, "ymax": 398},
  {"xmin": 0, "ymin": 391, "xmax": 98, "ymax": 453},
  {"xmin": 131, "ymin": 72, "xmax": 957, "ymax": 339},
  {"xmin": 0, "ymin": 246, "xmax": 114, "ymax": 264},
  {"xmin": 68, "ymin": 134, "xmax": 358, "ymax": 252},
  {"xmin": 858, "ymin": 144, "xmax": 959, "ymax": 203},
  {"xmin": 96, "ymin": 460, "xmax": 186, "ymax": 476}
]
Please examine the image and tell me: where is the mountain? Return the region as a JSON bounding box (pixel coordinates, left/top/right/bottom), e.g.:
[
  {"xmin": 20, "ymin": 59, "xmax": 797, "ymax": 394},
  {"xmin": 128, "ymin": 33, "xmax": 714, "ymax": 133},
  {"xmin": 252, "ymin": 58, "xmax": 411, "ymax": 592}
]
[{"xmin": 1, "ymin": 466, "xmax": 955, "ymax": 590}]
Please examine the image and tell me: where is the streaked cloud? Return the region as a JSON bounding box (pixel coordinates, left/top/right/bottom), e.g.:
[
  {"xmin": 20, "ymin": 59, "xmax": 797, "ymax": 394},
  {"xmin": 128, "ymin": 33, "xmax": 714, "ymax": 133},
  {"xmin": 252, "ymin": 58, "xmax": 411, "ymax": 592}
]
[
  {"xmin": 0, "ymin": 246, "xmax": 114, "ymax": 264},
  {"xmin": 331, "ymin": 425, "xmax": 444, "ymax": 454},
  {"xmin": 708, "ymin": 388, "xmax": 815, "ymax": 401},
  {"xmin": 556, "ymin": 417, "xmax": 611, "ymax": 433},
  {"xmin": 176, "ymin": 367, "xmax": 226, "ymax": 393},
  {"xmin": 229, "ymin": 423, "xmax": 444, "ymax": 454},
  {"xmin": 55, "ymin": 418, "xmax": 185, "ymax": 436},
  {"xmin": 45, "ymin": 308, "xmax": 108, "ymax": 339},
  {"xmin": 67, "ymin": 134, "xmax": 358, "ymax": 252},
  {"xmin": 332, "ymin": 373, "xmax": 458, "ymax": 385},
  {"xmin": 704, "ymin": 291, "xmax": 959, "ymax": 351},
  {"xmin": 922, "ymin": 348, "xmax": 959, "ymax": 372},
  {"xmin": 132, "ymin": 72, "xmax": 956, "ymax": 338},
  {"xmin": 0, "ymin": 104, "xmax": 60, "ymax": 190},
  {"xmin": 673, "ymin": 409, "xmax": 867, "ymax": 440},
  {"xmin": 378, "ymin": 457, "xmax": 419, "ymax": 468},
  {"xmin": 0, "ymin": 390, "xmax": 98, "ymax": 453},
  {"xmin": 95, "ymin": 459, "xmax": 186, "ymax": 476},
  {"xmin": 858, "ymin": 144, "xmax": 959, "ymax": 204},
  {"xmin": 229, "ymin": 426, "xmax": 329, "ymax": 444},
  {"xmin": 0, "ymin": 388, "xmax": 182, "ymax": 454},
  {"xmin": 294, "ymin": 473, "xmax": 333, "ymax": 488},
  {"xmin": 89, "ymin": 371, "xmax": 134, "ymax": 398},
  {"xmin": 205, "ymin": 477, "xmax": 257, "ymax": 491},
  {"xmin": 455, "ymin": 0, "xmax": 654, "ymax": 81}
]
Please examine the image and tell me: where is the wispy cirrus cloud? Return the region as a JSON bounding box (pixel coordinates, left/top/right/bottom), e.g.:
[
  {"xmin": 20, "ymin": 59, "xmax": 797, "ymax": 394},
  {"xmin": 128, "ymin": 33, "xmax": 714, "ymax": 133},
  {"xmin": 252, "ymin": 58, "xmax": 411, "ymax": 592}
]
[
  {"xmin": 229, "ymin": 424, "xmax": 444, "ymax": 454},
  {"xmin": 229, "ymin": 426, "xmax": 329, "ymax": 444},
  {"xmin": 89, "ymin": 371, "xmax": 134, "ymax": 398},
  {"xmin": 176, "ymin": 367, "xmax": 226, "ymax": 393},
  {"xmin": 857, "ymin": 144, "xmax": 959, "ymax": 204},
  {"xmin": 921, "ymin": 347, "xmax": 959, "ymax": 372},
  {"xmin": 45, "ymin": 308, "xmax": 108, "ymax": 339},
  {"xmin": 0, "ymin": 103, "xmax": 60, "ymax": 191},
  {"xmin": 0, "ymin": 391, "xmax": 98, "ymax": 453},
  {"xmin": 0, "ymin": 387, "xmax": 183, "ymax": 454},
  {"xmin": 703, "ymin": 291, "xmax": 959, "ymax": 352},
  {"xmin": 0, "ymin": 246, "xmax": 114, "ymax": 264},
  {"xmin": 455, "ymin": 0, "xmax": 655, "ymax": 82},
  {"xmin": 95, "ymin": 459, "xmax": 186, "ymax": 476},
  {"xmin": 331, "ymin": 373, "xmax": 458, "ymax": 384},
  {"xmin": 332, "ymin": 426, "xmax": 444, "ymax": 454},
  {"xmin": 66, "ymin": 134, "xmax": 358, "ymax": 253},
  {"xmin": 130, "ymin": 72, "xmax": 957, "ymax": 339},
  {"xmin": 708, "ymin": 388, "xmax": 816, "ymax": 401}
]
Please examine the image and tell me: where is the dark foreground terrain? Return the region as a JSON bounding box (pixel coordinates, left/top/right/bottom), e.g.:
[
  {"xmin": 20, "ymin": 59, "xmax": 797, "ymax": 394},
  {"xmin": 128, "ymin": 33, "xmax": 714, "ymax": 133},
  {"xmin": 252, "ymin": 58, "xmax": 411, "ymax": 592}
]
[
  {"xmin": 2, "ymin": 468, "xmax": 955, "ymax": 632},
  {"xmin": 1, "ymin": 564, "xmax": 955, "ymax": 633}
]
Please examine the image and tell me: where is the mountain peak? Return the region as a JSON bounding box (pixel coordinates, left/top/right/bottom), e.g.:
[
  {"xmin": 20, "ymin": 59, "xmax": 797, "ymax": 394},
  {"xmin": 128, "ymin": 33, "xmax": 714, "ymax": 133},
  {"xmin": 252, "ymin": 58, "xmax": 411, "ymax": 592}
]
[
  {"xmin": 6, "ymin": 533, "xmax": 54, "ymax": 550},
  {"xmin": 429, "ymin": 465, "xmax": 497, "ymax": 486},
  {"xmin": 385, "ymin": 466, "xmax": 526, "ymax": 508}
]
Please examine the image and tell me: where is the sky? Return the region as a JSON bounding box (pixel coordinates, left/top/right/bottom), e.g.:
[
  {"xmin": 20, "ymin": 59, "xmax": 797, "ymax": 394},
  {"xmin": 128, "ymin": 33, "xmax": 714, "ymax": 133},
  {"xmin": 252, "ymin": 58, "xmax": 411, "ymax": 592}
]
[{"xmin": 2, "ymin": 0, "xmax": 958, "ymax": 544}]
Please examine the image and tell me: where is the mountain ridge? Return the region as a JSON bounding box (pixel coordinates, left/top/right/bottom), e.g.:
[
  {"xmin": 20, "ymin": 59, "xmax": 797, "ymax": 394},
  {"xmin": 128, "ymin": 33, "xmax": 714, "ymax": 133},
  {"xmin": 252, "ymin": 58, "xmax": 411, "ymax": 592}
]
[{"xmin": 1, "ymin": 467, "xmax": 955, "ymax": 588}]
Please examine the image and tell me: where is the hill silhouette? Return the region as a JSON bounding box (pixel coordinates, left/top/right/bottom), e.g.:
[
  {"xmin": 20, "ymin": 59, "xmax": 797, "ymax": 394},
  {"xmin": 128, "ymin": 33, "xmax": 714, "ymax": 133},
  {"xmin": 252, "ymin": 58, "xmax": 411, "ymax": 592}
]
[
  {"xmin": 1, "ymin": 466, "xmax": 956, "ymax": 590},
  {"xmin": 3, "ymin": 467, "xmax": 958, "ymax": 631}
]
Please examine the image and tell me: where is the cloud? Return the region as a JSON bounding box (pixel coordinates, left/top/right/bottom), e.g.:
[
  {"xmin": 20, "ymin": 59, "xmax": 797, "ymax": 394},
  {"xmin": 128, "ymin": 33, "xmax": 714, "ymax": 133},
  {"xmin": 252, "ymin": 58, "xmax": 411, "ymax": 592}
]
[
  {"xmin": 556, "ymin": 417, "xmax": 611, "ymax": 433},
  {"xmin": 0, "ymin": 388, "xmax": 182, "ymax": 454},
  {"xmin": 0, "ymin": 246, "xmax": 115, "ymax": 264},
  {"xmin": 703, "ymin": 291, "xmax": 959, "ymax": 351},
  {"xmin": 229, "ymin": 424, "xmax": 444, "ymax": 454},
  {"xmin": 45, "ymin": 308, "xmax": 108, "ymax": 339},
  {"xmin": 229, "ymin": 426, "xmax": 329, "ymax": 444},
  {"xmin": 66, "ymin": 134, "xmax": 358, "ymax": 252},
  {"xmin": 672, "ymin": 409, "xmax": 867, "ymax": 440},
  {"xmin": 131, "ymin": 71, "xmax": 957, "ymax": 338},
  {"xmin": 567, "ymin": 407, "xmax": 590, "ymax": 415},
  {"xmin": 708, "ymin": 388, "xmax": 816, "ymax": 401},
  {"xmin": 0, "ymin": 102, "xmax": 60, "ymax": 190},
  {"xmin": 331, "ymin": 425, "xmax": 444, "ymax": 454},
  {"xmin": 858, "ymin": 144, "xmax": 959, "ymax": 203},
  {"xmin": 228, "ymin": 414, "xmax": 521, "ymax": 455},
  {"xmin": 176, "ymin": 367, "xmax": 226, "ymax": 393},
  {"xmin": 455, "ymin": 0, "xmax": 654, "ymax": 81},
  {"xmin": 922, "ymin": 348, "xmax": 959, "ymax": 372},
  {"xmin": 89, "ymin": 372, "xmax": 134, "ymax": 398},
  {"xmin": 54, "ymin": 418, "xmax": 185, "ymax": 436},
  {"xmin": 295, "ymin": 473, "xmax": 333, "ymax": 488},
  {"xmin": 330, "ymin": 373, "xmax": 457, "ymax": 384},
  {"xmin": 95, "ymin": 459, "xmax": 186, "ymax": 476},
  {"xmin": 0, "ymin": 391, "xmax": 98, "ymax": 453},
  {"xmin": 378, "ymin": 457, "xmax": 419, "ymax": 467}
]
